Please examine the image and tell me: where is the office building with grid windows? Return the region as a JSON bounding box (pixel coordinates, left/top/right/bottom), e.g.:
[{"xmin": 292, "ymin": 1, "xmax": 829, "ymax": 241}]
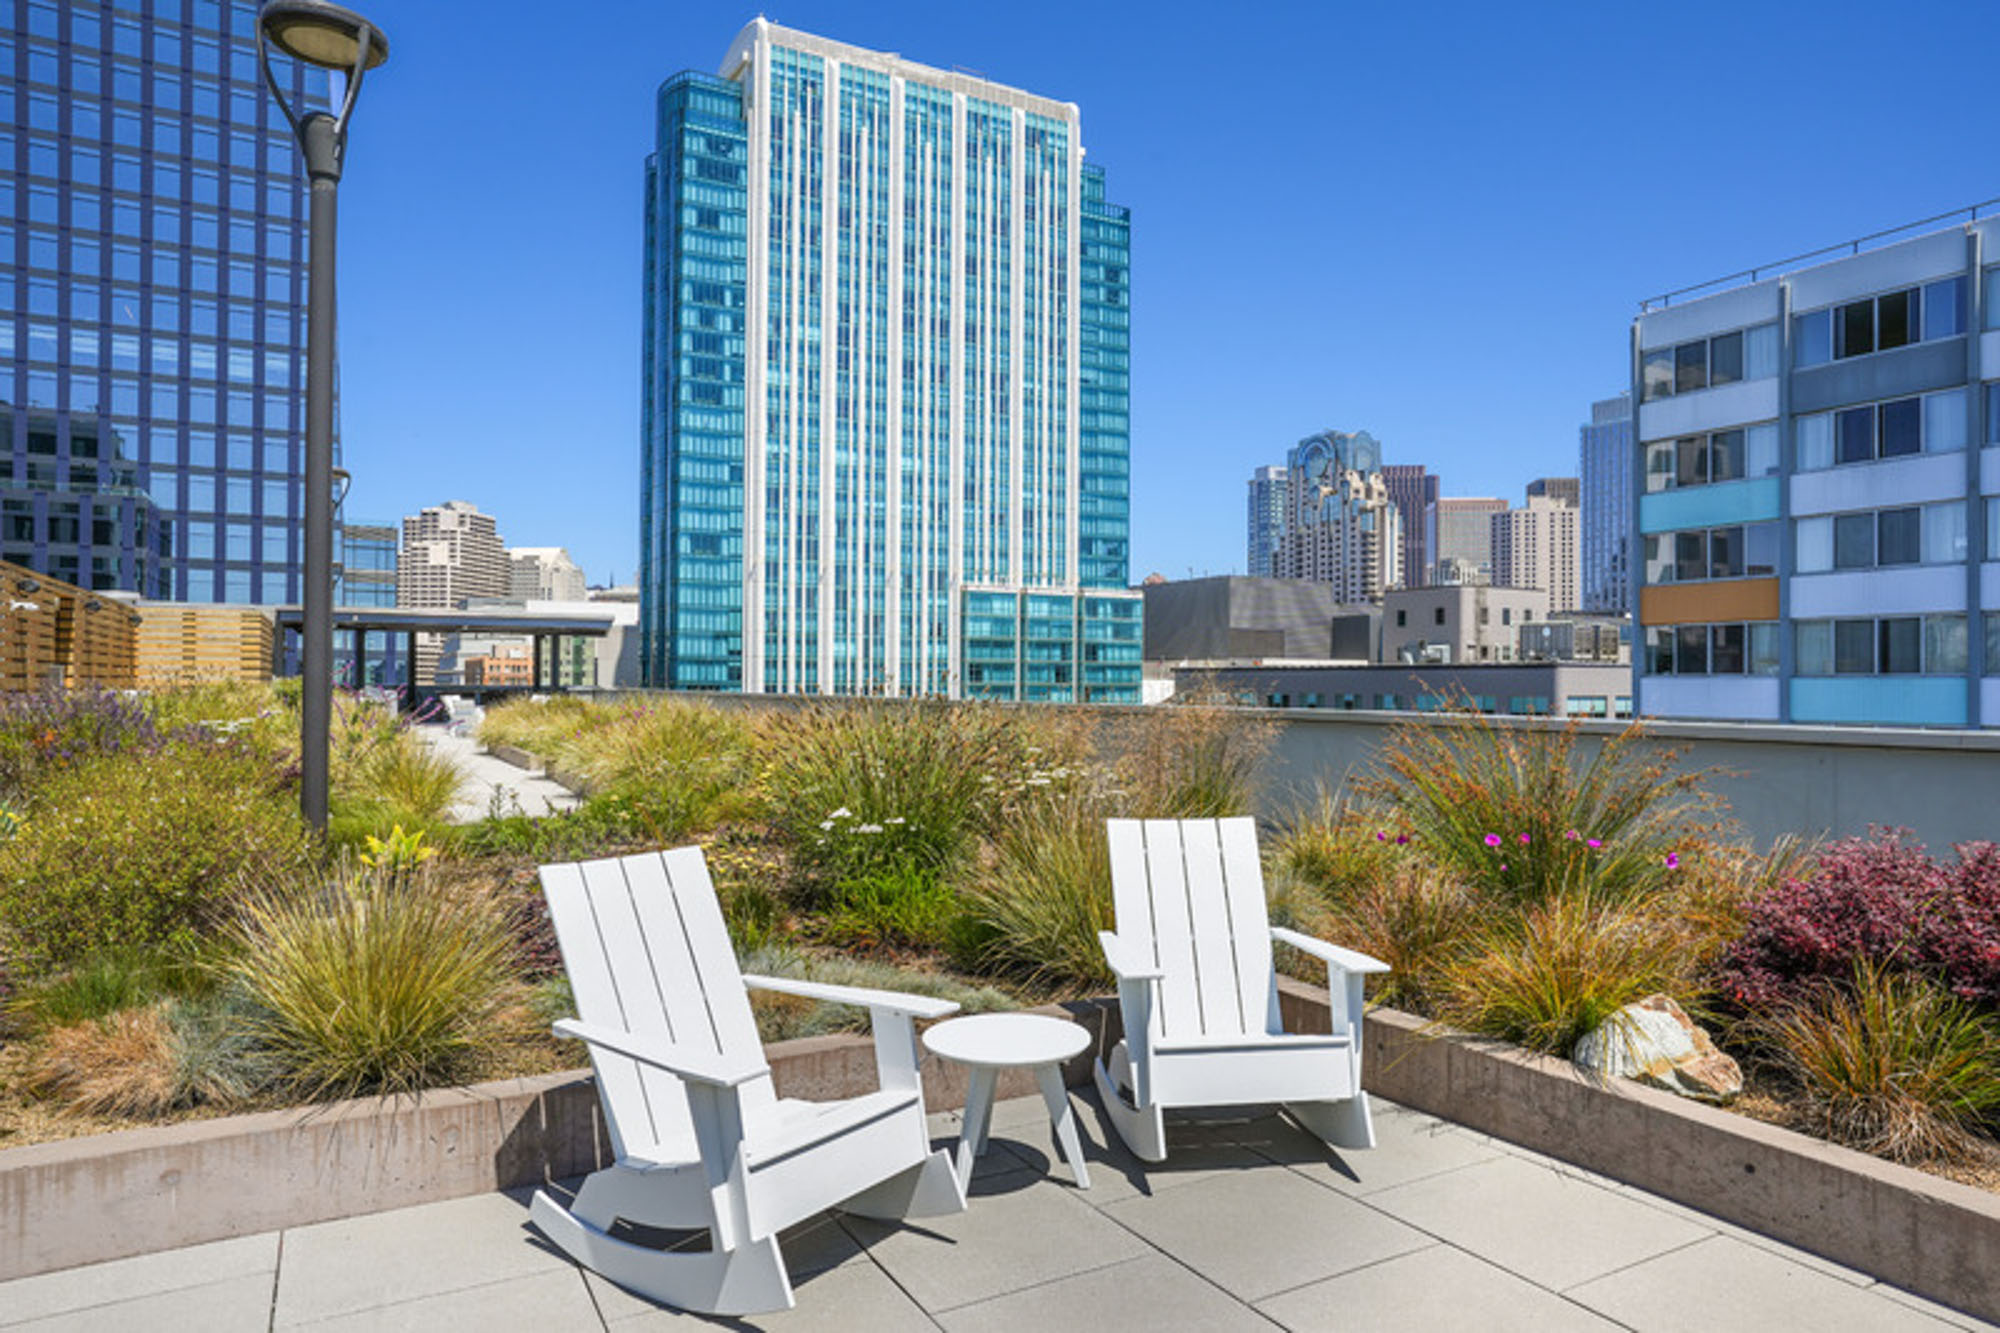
[
  {"xmin": 1245, "ymin": 464, "xmax": 1286, "ymax": 577},
  {"xmin": 639, "ymin": 19, "xmax": 1140, "ymax": 702},
  {"xmin": 1580, "ymin": 394, "xmax": 1633, "ymax": 613},
  {"xmin": 1632, "ymin": 214, "xmax": 1997, "ymax": 727},
  {"xmin": 3, "ymin": 0, "xmax": 325, "ymax": 603}
]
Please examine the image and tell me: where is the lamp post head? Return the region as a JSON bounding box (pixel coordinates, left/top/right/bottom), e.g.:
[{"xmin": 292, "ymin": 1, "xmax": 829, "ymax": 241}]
[{"xmin": 259, "ymin": 0, "xmax": 389, "ymax": 71}]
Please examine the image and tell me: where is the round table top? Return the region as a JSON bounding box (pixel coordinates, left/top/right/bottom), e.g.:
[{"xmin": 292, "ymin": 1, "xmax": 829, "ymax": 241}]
[{"xmin": 923, "ymin": 1013, "xmax": 1091, "ymax": 1069}]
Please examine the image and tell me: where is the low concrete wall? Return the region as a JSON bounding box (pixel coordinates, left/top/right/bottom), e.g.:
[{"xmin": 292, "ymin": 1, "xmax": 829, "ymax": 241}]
[
  {"xmin": 0, "ymin": 1000, "xmax": 1113, "ymax": 1283},
  {"xmin": 499, "ymin": 691, "xmax": 2000, "ymax": 849}
]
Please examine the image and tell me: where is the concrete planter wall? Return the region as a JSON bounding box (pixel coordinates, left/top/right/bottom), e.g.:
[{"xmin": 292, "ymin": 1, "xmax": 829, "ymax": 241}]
[{"xmin": 9, "ymin": 988, "xmax": 1993, "ymax": 1323}]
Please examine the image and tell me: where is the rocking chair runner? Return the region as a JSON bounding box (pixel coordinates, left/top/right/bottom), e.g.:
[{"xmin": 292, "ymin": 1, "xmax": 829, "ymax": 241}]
[
  {"xmin": 528, "ymin": 847, "xmax": 966, "ymax": 1317},
  {"xmin": 1095, "ymin": 817, "xmax": 1391, "ymax": 1161}
]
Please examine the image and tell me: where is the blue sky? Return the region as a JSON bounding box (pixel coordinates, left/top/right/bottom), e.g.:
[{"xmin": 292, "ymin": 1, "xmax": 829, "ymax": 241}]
[{"xmin": 327, "ymin": 1, "xmax": 1993, "ymax": 586}]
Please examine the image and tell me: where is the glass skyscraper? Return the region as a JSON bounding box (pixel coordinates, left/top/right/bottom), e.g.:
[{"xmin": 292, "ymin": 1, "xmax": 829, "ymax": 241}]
[
  {"xmin": 3, "ymin": 0, "xmax": 324, "ymax": 602},
  {"xmin": 1579, "ymin": 393, "xmax": 1632, "ymax": 613},
  {"xmin": 640, "ymin": 20, "xmax": 1140, "ymax": 701}
]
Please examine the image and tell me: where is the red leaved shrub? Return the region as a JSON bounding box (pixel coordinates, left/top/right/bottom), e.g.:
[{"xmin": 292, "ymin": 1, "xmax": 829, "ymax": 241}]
[{"xmin": 1716, "ymin": 830, "xmax": 2000, "ymax": 1012}]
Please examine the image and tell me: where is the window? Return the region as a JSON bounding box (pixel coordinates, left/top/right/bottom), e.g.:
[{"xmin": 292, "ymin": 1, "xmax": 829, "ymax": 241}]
[
  {"xmin": 1644, "ymin": 424, "xmax": 1779, "ymax": 493},
  {"xmin": 1989, "ymin": 497, "xmax": 2000, "ymax": 561},
  {"xmin": 1876, "ymin": 508, "xmax": 1920, "ymax": 566},
  {"xmin": 1799, "ymin": 277, "xmax": 1966, "ymax": 368},
  {"xmin": 1395, "ymin": 609, "xmax": 1406, "ymax": 627},
  {"xmin": 1644, "ymin": 522, "xmax": 1779, "ymax": 584},
  {"xmin": 1433, "ymin": 606, "xmax": 1445, "ymax": 626},
  {"xmin": 1798, "ymin": 389, "xmax": 1965, "ymax": 470},
  {"xmin": 1986, "ymin": 612, "xmax": 2000, "ymax": 674},
  {"xmin": 1646, "ymin": 621, "xmax": 1780, "ymax": 676},
  {"xmin": 1639, "ymin": 323, "xmax": 1778, "ymax": 402},
  {"xmin": 1797, "ymin": 615, "xmax": 1967, "ymax": 675}
]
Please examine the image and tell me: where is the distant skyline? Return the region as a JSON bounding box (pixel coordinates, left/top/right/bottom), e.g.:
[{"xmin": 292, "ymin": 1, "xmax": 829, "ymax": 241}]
[{"xmin": 325, "ymin": 1, "xmax": 1994, "ymax": 586}]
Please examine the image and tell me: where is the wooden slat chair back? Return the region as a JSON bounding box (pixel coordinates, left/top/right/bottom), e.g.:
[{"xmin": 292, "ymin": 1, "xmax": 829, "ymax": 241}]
[
  {"xmin": 539, "ymin": 848, "xmax": 776, "ymax": 1163},
  {"xmin": 1107, "ymin": 817, "xmax": 1280, "ymax": 1046}
]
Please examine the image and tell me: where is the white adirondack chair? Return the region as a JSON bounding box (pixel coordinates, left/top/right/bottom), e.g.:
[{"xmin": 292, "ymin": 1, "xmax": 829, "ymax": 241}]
[
  {"xmin": 1094, "ymin": 817, "xmax": 1391, "ymax": 1162},
  {"xmin": 527, "ymin": 848, "xmax": 966, "ymax": 1316}
]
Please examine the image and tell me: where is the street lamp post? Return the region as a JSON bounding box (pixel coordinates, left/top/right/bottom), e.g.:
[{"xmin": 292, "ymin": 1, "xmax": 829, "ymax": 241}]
[{"xmin": 256, "ymin": 1, "xmax": 388, "ymax": 831}]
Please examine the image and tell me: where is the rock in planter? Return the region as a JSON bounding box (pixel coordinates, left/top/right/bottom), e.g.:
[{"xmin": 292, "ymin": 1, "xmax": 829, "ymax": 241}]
[{"xmin": 1572, "ymin": 993, "xmax": 1741, "ymax": 1103}]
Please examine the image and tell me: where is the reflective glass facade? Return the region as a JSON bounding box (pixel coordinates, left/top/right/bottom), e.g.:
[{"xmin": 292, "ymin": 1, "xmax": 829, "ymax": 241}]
[
  {"xmin": 2, "ymin": 0, "xmax": 325, "ymax": 602},
  {"xmin": 1580, "ymin": 393, "xmax": 1632, "ymax": 613},
  {"xmin": 641, "ymin": 22, "xmax": 1139, "ymax": 701}
]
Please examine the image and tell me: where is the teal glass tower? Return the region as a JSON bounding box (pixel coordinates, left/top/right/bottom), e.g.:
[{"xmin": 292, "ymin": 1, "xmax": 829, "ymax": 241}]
[{"xmin": 641, "ymin": 20, "xmax": 1139, "ymax": 701}]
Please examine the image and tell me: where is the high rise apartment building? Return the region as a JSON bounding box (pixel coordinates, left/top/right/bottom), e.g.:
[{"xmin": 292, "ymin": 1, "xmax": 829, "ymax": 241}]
[
  {"xmin": 1245, "ymin": 464, "xmax": 1287, "ymax": 577},
  {"xmin": 1492, "ymin": 494, "xmax": 1580, "ymax": 612},
  {"xmin": 1632, "ymin": 215, "xmax": 1997, "ymax": 727},
  {"xmin": 509, "ymin": 546, "xmax": 586, "ymax": 602},
  {"xmin": 1525, "ymin": 476, "xmax": 1580, "ymax": 506},
  {"xmin": 639, "ymin": 20, "xmax": 1141, "ymax": 702},
  {"xmin": 1424, "ymin": 496, "xmax": 1507, "ymax": 585},
  {"xmin": 1381, "ymin": 464, "xmax": 1438, "ymax": 589},
  {"xmin": 399, "ymin": 500, "xmax": 506, "ymax": 683},
  {"xmin": 1580, "ymin": 394, "xmax": 1633, "ymax": 613},
  {"xmin": 1279, "ymin": 430, "xmax": 1401, "ymax": 603},
  {"xmin": 3, "ymin": 0, "xmax": 324, "ymax": 602}
]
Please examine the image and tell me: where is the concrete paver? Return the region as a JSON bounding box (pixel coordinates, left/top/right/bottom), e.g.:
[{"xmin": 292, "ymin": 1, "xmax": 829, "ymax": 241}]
[
  {"xmin": 414, "ymin": 723, "xmax": 579, "ymax": 822},
  {"xmin": 1566, "ymin": 1233, "xmax": 1963, "ymax": 1332},
  {"xmin": 5, "ymin": 1090, "xmax": 1995, "ymax": 1332}
]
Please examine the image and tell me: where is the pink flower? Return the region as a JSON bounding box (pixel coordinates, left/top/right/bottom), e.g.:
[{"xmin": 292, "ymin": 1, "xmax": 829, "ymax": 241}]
[
  {"xmin": 1587, "ymin": 838, "xmax": 1602, "ymax": 849},
  {"xmin": 1665, "ymin": 852, "xmax": 1681, "ymax": 870},
  {"xmin": 1483, "ymin": 833, "xmax": 1502, "ymax": 848},
  {"xmin": 1518, "ymin": 832, "xmax": 1531, "ymax": 845},
  {"xmin": 1376, "ymin": 832, "xmax": 1387, "ymax": 842},
  {"xmin": 1564, "ymin": 829, "xmax": 1580, "ymax": 841},
  {"xmin": 1499, "ymin": 864, "xmax": 1509, "ymax": 872}
]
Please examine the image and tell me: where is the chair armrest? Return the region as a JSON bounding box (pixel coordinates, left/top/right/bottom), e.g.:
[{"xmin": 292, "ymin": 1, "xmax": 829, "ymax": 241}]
[
  {"xmin": 1270, "ymin": 926, "xmax": 1392, "ymax": 976},
  {"xmin": 741, "ymin": 974, "xmax": 960, "ymax": 1020},
  {"xmin": 551, "ymin": 1018, "xmax": 767, "ymax": 1088},
  {"xmin": 1099, "ymin": 931, "xmax": 1164, "ymax": 982}
]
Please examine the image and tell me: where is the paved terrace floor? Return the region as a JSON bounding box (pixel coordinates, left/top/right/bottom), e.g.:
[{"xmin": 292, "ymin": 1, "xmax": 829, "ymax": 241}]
[{"xmin": 2, "ymin": 1089, "xmax": 1989, "ymax": 1332}]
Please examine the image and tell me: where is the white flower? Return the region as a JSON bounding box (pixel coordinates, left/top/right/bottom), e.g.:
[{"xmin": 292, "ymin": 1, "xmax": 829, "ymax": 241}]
[
  {"xmin": 856, "ymin": 823, "xmax": 884, "ymax": 834},
  {"xmin": 885, "ymin": 816, "xmax": 906, "ymax": 825},
  {"xmin": 829, "ymin": 807, "xmax": 853, "ymax": 819},
  {"xmin": 819, "ymin": 820, "xmax": 835, "ymax": 831},
  {"xmin": 1026, "ymin": 777, "xmax": 1051, "ymax": 787}
]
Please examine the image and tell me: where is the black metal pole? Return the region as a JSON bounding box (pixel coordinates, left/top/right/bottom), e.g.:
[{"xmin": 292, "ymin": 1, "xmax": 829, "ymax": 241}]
[{"xmin": 299, "ymin": 113, "xmax": 341, "ymax": 831}]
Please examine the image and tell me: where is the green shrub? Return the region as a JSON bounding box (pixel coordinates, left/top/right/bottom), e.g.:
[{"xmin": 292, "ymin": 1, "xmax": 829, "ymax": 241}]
[
  {"xmin": 1358, "ymin": 709, "xmax": 1717, "ymax": 908},
  {"xmin": 10, "ymin": 949, "xmax": 185, "ymax": 1029},
  {"xmin": 705, "ymin": 836, "xmax": 791, "ymax": 952},
  {"xmin": 1279, "ymin": 865, "xmax": 1476, "ymax": 1015},
  {"xmin": 227, "ymin": 860, "xmax": 517, "ymax": 1098},
  {"xmin": 1107, "ymin": 703, "xmax": 1276, "ymax": 819},
  {"xmin": 142, "ymin": 680, "xmax": 295, "ymax": 759},
  {"xmin": 764, "ymin": 702, "xmax": 1013, "ymax": 897},
  {"xmin": 476, "ymin": 695, "xmax": 607, "ymax": 763},
  {"xmin": 1269, "ymin": 786, "xmax": 1412, "ymax": 906},
  {"xmin": 1750, "ymin": 961, "xmax": 2000, "ymax": 1165},
  {"xmin": 734, "ymin": 946, "xmax": 1018, "ymax": 1043},
  {"xmin": 960, "ymin": 788, "xmax": 1116, "ymax": 989},
  {"xmin": 0, "ymin": 741, "xmax": 310, "ymax": 975},
  {"xmin": 817, "ymin": 864, "xmax": 961, "ymax": 951},
  {"xmin": 329, "ymin": 718, "xmax": 465, "ymax": 845},
  {"xmin": 571, "ymin": 698, "xmax": 759, "ymax": 841},
  {"xmin": 1432, "ymin": 891, "xmax": 1700, "ymax": 1055}
]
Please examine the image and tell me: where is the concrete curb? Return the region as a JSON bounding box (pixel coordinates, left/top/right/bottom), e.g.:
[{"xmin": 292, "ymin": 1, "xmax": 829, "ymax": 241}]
[
  {"xmin": 0, "ymin": 1000, "xmax": 1113, "ymax": 1283},
  {"xmin": 3, "ymin": 988, "xmax": 1994, "ymax": 1323},
  {"xmin": 482, "ymin": 741, "xmax": 591, "ymax": 798}
]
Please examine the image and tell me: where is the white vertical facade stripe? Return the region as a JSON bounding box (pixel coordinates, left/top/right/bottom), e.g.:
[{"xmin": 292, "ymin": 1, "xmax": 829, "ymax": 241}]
[
  {"xmin": 946, "ymin": 89, "xmax": 966, "ymax": 696},
  {"xmin": 1008, "ymin": 106, "xmax": 1026, "ymax": 589},
  {"xmin": 1064, "ymin": 120, "xmax": 1081, "ymax": 591},
  {"xmin": 885, "ymin": 75, "xmax": 904, "ymax": 696},
  {"xmin": 741, "ymin": 32, "xmax": 770, "ymax": 691},
  {"xmin": 817, "ymin": 59, "xmax": 839, "ymax": 694}
]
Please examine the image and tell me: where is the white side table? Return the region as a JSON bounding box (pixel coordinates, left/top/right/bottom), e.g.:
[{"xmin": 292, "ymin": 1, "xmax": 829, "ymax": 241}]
[{"xmin": 922, "ymin": 1013, "xmax": 1093, "ymax": 1189}]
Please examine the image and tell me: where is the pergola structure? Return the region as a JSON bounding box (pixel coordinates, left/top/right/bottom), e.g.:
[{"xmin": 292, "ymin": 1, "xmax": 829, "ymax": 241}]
[{"xmin": 271, "ymin": 606, "xmax": 616, "ymax": 694}]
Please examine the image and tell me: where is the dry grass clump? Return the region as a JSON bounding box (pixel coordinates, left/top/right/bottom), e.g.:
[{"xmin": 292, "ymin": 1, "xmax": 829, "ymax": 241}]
[
  {"xmin": 1746, "ymin": 961, "xmax": 2000, "ymax": 1166},
  {"xmin": 27, "ymin": 1007, "xmax": 181, "ymax": 1117}
]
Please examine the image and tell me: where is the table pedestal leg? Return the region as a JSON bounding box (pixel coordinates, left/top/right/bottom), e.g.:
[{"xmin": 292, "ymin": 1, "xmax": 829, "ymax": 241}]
[
  {"xmin": 1035, "ymin": 1064, "xmax": 1091, "ymax": 1189},
  {"xmin": 955, "ymin": 1066, "xmax": 998, "ymax": 1187}
]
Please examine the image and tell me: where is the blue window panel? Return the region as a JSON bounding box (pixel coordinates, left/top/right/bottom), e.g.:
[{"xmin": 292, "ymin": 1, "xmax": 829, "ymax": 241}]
[
  {"xmin": 1789, "ymin": 677, "xmax": 1967, "ymax": 727},
  {"xmin": 1638, "ymin": 477, "xmax": 1780, "ymax": 534}
]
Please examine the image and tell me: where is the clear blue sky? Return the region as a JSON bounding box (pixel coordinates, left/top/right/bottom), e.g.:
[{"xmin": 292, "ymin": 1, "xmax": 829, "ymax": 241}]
[{"xmin": 328, "ymin": 0, "xmax": 1993, "ymax": 587}]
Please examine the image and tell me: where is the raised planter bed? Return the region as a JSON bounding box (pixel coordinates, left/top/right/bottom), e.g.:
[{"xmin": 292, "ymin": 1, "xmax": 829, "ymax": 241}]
[{"xmin": 3, "ymin": 987, "xmax": 1994, "ymax": 1323}]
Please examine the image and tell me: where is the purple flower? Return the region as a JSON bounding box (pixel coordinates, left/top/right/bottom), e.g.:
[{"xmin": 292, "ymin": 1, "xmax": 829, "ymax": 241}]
[
  {"xmin": 1564, "ymin": 829, "xmax": 1580, "ymax": 841},
  {"xmin": 1587, "ymin": 838, "xmax": 1602, "ymax": 849},
  {"xmin": 1395, "ymin": 834, "xmax": 1409, "ymax": 845},
  {"xmin": 1518, "ymin": 832, "xmax": 1531, "ymax": 845},
  {"xmin": 1665, "ymin": 852, "xmax": 1681, "ymax": 870},
  {"xmin": 1499, "ymin": 864, "xmax": 1509, "ymax": 872},
  {"xmin": 1483, "ymin": 833, "xmax": 1502, "ymax": 848},
  {"xmin": 1375, "ymin": 832, "xmax": 1387, "ymax": 842}
]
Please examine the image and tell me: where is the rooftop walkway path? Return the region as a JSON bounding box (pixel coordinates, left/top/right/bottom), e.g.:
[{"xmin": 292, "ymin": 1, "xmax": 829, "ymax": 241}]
[
  {"xmin": 413, "ymin": 720, "xmax": 580, "ymax": 823},
  {"xmin": 0, "ymin": 1089, "xmax": 1987, "ymax": 1331}
]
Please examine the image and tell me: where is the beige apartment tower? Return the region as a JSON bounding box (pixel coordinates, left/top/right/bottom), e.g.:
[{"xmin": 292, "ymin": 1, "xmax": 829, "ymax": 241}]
[{"xmin": 399, "ymin": 501, "xmax": 508, "ymax": 683}]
